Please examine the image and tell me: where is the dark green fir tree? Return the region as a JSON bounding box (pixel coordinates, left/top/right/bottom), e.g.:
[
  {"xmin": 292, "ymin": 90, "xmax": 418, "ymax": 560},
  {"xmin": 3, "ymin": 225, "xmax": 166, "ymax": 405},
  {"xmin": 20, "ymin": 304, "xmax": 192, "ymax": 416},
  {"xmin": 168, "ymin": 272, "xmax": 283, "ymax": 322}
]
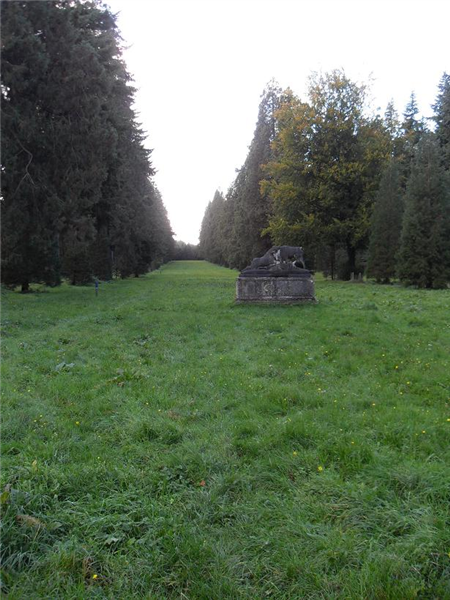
[
  {"xmin": 400, "ymin": 92, "xmax": 425, "ymax": 179},
  {"xmin": 367, "ymin": 159, "xmax": 404, "ymax": 282},
  {"xmin": 397, "ymin": 134, "xmax": 450, "ymax": 288},
  {"xmin": 229, "ymin": 81, "xmax": 281, "ymax": 269},
  {"xmin": 433, "ymin": 72, "xmax": 450, "ymax": 170},
  {"xmin": 1, "ymin": 1, "xmax": 173, "ymax": 288},
  {"xmin": 383, "ymin": 101, "xmax": 403, "ymax": 158},
  {"xmin": 199, "ymin": 190, "xmax": 226, "ymax": 265},
  {"xmin": 1, "ymin": 1, "xmax": 61, "ymax": 291}
]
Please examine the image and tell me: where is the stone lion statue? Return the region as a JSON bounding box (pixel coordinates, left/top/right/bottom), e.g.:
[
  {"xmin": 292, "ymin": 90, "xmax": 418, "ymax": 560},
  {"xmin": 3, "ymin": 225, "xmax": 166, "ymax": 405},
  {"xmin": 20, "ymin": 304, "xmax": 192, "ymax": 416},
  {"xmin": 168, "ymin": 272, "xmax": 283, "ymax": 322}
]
[{"xmin": 243, "ymin": 245, "xmax": 306, "ymax": 272}]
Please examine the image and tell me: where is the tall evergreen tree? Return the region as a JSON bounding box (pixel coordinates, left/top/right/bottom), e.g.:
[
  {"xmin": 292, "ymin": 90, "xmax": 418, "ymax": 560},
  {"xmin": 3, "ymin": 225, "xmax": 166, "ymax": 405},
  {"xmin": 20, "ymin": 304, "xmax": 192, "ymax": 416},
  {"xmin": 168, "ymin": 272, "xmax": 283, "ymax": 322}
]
[
  {"xmin": 366, "ymin": 159, "xmax": 404, "ymax": 282},
  {"xmin": 53, "ymin": 2, "xmax": 121, "ymax": 283},
  {"xmin": 397, "ymin": 134, "xmax": 450, "ymax": 288},
  {"xmin": 229, "ymin": 81, "xmax": 281, "ymax": 269},
  {"xmin": 144, "ymin": 184, "xmax": 175, "ymax": 270},
  {"xmin": 215, "ymin": 187, "xmax": 237, "ymax": 268},
  {"xmin": 199, "ymin": 190, "xmax": 226, "ymax": 265},
  {"xmin": 433, "ymin": 72, "xmax": 450, "ymax": 170},
  {"xmin": 383, "ymin": 101, "xmax": 403, "ymax": 158},
  {"xmin": 1, "ymin": 0, "xmax": 173, "ymax": 288},
  {"xmin": 1, "ymin": 1, "xmax": 61, "ymax": 290},
  {"xmin": 399, "ymin": 92, "xmax": 425, "ymax": 179}
]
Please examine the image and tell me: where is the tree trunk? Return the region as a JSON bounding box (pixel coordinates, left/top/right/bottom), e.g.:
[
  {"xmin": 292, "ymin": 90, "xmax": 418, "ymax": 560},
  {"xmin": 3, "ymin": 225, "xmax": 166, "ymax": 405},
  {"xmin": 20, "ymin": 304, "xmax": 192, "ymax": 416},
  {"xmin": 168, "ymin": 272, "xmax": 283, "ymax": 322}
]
[
  {"xmin": 345, "ymin": 243, "xmax": 357, "ymax": 280},
  {"xmin": 330, "ymin": 245, "xmax": 336, "ymax": 280}
]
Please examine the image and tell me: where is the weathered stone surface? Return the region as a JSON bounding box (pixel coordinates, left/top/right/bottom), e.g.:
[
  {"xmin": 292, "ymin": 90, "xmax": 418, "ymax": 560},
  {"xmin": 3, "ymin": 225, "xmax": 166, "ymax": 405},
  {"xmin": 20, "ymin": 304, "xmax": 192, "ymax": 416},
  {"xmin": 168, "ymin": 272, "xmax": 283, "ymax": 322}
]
[
  {"xmin": 241, "ymin": 245, "xmax": 306, "ymax": 276},
  {"xmin": 236, "ymin": 275, "xmax": 316, "ymax": 304},
  {"xmin": 236, "ymin": 245, "xmax": 316, "ymax": 303}
]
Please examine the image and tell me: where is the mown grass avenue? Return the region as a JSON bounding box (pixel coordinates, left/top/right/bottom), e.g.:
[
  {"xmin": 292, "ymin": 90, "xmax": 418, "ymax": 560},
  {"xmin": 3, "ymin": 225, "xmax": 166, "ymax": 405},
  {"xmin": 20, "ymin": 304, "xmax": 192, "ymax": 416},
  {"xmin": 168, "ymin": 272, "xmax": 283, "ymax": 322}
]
[{"xmin": 2, "ymin": 261, "xmax": 450, "ymax": 599}]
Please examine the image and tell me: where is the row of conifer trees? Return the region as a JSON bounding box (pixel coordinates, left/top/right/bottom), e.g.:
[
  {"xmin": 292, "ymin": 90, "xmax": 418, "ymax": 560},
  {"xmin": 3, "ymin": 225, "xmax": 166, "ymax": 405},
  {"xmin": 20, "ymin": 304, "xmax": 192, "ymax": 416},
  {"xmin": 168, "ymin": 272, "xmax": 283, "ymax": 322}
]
[
  {"xmin": 199, "ymin": 73, "xmax": 450, "ymax": 288},
  {"xmin": 1, "ymin": 0, "xmax": 174, "ymax": 292}
]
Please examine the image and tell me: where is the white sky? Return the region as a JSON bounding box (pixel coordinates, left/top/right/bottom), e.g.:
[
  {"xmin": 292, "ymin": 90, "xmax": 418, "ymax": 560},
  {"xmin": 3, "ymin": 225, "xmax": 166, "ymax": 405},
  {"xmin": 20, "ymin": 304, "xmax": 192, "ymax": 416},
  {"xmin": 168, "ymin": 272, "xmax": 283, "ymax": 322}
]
[{"xmin": 106, "ymin": 0, "xmax": 449, "ymax": 244}]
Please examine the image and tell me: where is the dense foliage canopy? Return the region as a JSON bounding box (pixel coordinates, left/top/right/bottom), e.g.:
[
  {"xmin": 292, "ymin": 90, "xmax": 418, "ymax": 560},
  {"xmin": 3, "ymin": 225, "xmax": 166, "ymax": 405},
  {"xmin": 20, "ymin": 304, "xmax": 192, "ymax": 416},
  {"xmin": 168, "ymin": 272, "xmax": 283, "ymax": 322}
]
[
  {"xmin": 1, "ymin": 0, "xmax": 174, "ymax": 291},
  {"xmin": 199, "ymin": 71, "xmax": 450, "ymax": 286}
]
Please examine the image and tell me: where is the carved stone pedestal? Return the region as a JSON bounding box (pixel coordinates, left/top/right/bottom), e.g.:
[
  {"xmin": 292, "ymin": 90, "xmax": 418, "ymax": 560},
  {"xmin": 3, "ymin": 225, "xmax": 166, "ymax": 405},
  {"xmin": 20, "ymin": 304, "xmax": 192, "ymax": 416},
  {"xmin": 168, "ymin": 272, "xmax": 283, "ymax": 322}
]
[{"xmin": 236, "ymin": 274, "xmax": 316, "ymax": 304}]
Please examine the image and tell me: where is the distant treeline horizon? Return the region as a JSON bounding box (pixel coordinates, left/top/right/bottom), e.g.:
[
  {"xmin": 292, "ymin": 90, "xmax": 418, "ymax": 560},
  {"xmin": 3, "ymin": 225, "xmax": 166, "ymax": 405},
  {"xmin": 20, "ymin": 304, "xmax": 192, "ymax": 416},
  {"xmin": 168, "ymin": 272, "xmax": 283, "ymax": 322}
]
[{"xmin": 198, "ymin": 73, "xmax": 450, "ymax": 288}]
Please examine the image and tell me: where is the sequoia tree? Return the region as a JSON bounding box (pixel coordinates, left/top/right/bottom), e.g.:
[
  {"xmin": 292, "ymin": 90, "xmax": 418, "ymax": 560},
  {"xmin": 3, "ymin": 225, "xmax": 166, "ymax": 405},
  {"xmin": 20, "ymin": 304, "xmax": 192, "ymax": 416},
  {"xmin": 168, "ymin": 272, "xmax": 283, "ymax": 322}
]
[
  {"xmin": 1, "ymin": 1, "xmax": 61, "ymax": 290},
  {"xmin": 197, "ymin": 82, "xmax": 281, "ymax": 270},
  {"xmin": 366, "ymin": 159, "xmax": 404, "ymax": 282},
  {"xmin": 433, "ymin": 72, "xmax": 450, "ymax": 170},
  {"xmin": 199, "ymin": 190, "xmax": 226, "ymax": 265},
  {"xmin": 228, "ymin": 81, "xmax": 281, "ymax": 269},
  {"xmin": 399, "ymin": 92, "xmax": 425, "ymax": 182},
  {"xmin": 397, "ymin": 134, "xmax": 450, "ymax": 288},
  {"xmin": 1, "ymin": 0, "xmax": 173, "ymax": 289}
]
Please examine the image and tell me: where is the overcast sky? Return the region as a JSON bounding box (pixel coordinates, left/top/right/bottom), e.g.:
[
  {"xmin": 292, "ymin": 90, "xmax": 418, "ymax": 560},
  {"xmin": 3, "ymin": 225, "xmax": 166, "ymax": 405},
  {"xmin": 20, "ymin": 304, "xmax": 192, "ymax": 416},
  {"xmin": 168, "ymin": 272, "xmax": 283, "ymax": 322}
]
[{"xmin": 106, "ymin": 0, "xmax": 449, "ymax": 244}]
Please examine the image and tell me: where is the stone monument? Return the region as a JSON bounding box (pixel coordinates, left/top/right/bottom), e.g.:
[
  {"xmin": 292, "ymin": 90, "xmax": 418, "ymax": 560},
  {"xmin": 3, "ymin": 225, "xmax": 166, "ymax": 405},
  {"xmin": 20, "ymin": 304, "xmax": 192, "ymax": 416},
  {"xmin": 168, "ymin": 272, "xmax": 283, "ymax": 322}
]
[{"xmin": 236, "ymin": 246, "xmax": 316, "ymax": 303}]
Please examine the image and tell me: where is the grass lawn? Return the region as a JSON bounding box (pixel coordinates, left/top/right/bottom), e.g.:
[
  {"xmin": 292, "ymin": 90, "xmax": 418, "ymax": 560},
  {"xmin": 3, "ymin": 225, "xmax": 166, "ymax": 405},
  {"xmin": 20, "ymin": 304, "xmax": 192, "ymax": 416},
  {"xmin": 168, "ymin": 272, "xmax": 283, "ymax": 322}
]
[{"xmin": 2, "ymin": 260, "xmax": 450, "ymax": 599}]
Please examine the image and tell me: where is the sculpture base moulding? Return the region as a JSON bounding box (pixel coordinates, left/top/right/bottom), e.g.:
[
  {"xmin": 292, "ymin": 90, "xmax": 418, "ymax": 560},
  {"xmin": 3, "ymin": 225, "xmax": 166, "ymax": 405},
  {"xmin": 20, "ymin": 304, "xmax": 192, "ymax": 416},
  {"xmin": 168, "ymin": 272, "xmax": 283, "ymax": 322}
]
[{"xmin": 236, "ymin": 274, "xmax": 317, "ymax": 304}]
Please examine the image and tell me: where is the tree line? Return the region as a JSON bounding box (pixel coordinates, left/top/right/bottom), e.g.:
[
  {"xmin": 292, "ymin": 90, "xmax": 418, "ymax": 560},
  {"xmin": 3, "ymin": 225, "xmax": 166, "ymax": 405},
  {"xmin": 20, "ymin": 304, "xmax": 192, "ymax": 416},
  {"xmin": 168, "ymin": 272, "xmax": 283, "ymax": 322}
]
[
  {"xmin": 172, "ymin": 241, "xmax": 203, "ymax": 261},
  {"xmin": 199, "ymin": 72, "xmax": 450, "ymax": 288},
  {"xmin": 1, "ymin": 0, "xmax": 174, "ymax": 292}
]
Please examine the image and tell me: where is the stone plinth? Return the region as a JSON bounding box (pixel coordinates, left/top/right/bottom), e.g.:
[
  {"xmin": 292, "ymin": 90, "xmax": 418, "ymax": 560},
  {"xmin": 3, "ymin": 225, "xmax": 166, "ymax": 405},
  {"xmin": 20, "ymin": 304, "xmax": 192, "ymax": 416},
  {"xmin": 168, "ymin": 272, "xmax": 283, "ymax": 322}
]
[{"xmin": 236, "ymin": 274, "xmax": 316, "ymax": 304}]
